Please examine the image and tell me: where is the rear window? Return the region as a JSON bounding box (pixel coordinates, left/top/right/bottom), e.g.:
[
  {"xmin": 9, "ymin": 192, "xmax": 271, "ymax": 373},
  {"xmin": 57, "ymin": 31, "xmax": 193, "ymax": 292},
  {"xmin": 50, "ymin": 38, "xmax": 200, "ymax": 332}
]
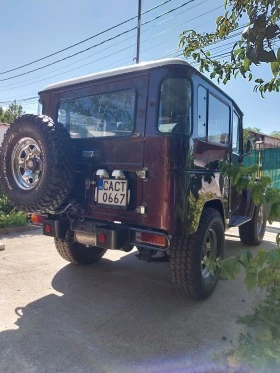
[
  {"xmin": 158, "ymin": 77, "xmax": 192, "ymax": 135},
  {"xmin": 57, "ymin": 89, "xmax": 136, "ymax": 138}
]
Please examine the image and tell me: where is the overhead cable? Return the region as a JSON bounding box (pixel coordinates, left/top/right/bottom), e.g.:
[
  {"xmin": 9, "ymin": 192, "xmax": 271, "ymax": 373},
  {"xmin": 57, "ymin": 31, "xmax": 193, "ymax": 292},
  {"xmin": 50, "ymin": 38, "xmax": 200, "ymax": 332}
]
[{"xmin": 0, "ymin": 0, "xmax": 197, "ymax": 82}]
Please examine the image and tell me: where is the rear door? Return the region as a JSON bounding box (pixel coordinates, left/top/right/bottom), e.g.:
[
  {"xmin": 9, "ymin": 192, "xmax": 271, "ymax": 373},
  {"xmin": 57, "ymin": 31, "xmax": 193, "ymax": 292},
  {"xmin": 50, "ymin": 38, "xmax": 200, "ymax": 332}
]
[{"xmin": 53, "ymin": 73, "xmax": 149, "ymax": 223}]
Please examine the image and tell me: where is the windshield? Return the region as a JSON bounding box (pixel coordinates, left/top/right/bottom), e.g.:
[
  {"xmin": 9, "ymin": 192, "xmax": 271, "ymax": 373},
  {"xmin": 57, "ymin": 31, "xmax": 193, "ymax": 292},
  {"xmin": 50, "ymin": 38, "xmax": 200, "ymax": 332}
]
[{"xmin": 57, "ymin": 89, "xmax": 136, "ymax": 138}]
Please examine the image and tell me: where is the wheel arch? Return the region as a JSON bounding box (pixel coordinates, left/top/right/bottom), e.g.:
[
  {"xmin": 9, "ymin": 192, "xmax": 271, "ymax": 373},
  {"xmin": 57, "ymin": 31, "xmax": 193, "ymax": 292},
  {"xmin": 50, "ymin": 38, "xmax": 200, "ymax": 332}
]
[
  {"xmin": 203, "ymin": 199, "xmax": 225, "ymax": 227},
  {"xmin": 189, "ymin": 198, "xmax": 226, "ymax": 235}
]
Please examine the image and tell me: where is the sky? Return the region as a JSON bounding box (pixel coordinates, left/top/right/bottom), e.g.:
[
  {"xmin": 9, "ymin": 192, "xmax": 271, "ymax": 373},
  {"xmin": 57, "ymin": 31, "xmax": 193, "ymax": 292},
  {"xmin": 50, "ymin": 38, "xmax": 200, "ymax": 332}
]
[{"xmin": 0, "ymin": 0, "xmax": 278, "ymax": 134}]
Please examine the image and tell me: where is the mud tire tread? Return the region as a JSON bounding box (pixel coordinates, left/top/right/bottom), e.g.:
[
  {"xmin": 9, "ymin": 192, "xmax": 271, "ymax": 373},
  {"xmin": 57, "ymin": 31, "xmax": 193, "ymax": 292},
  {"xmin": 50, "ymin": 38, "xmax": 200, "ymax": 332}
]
[
  {"xmin": 0, "ymin": 114, "xmax": 74, "ymax": 213},
  {"xmin": 54, "ymin": 231, "xmax": 106, "ymax": 265},
  {"xmin": 239, "ymin": 204, "xmax": 267, "ymax": 246},
  {"xmin": 169, "ymin": 207, "xmax": 224, "ymax": 300}
]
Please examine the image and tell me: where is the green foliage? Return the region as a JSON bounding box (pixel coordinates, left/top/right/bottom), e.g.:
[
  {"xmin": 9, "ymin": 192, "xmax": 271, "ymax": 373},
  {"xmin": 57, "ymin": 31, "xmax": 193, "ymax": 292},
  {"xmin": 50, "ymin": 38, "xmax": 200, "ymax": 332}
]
[
  {"xmin": 0, "ymin": 186, "xmax": 26, "ymax": 228},
  {"xmin": 180, "ymin": 0, "xmax": 280, "ymax": 94},
  {"xmin": 271, "ymin": 131, "xmax": 280, "ymax": 138},
  {"xmin": 204, "ymin": 161, "xmax": 280, "ymax": 370},
  {"xmin": 243, "ymin": 126, "xmax": 261, "ymax": 148},
  {"xmin": 0, "ymin": 101, "xmax": 24, "ymax": 124},
  {"xmin": 219, "ymin": 162, "xmax": 280, "ymax": 222},
  {"xmin": 215, "ymin": 249, "xmax": 280, "ymax": 372},
  {"xmin": 0, "ymin": 186, "xmax": 14, "ymax": 214},
  {"xmin": 0, "ymin": 210, "xmax": 26, "ymax": 228}
]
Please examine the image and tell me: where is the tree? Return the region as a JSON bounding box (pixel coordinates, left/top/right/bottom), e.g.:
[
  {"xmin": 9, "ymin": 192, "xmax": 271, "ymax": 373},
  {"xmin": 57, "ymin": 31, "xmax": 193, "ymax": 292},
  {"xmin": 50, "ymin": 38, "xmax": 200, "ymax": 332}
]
[
  {"xmin": 180, "ymin": 0, "xmax": 280, "ymax": 95},
  {"xmin": 271, "ymin": 131, "xmax": 280, "ymax": 137},
  {"xmin": 0, "ymin": 101, "xmax": 24, "ymax": 124}
]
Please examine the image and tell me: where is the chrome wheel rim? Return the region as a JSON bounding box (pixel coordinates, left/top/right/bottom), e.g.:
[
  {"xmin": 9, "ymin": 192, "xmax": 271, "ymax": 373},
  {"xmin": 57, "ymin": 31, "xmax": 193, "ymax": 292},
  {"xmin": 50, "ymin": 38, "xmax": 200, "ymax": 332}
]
[
  {"xmin": 11, "ymin": 137, "xmax": 42, "ymax": 190},
  {"xmin": 257, "ymin": 205, "xmax": 264, "ymax": 236},
  {"xmin": 201, "ymin": 227, "xmax": 217, "ymax": 279}
]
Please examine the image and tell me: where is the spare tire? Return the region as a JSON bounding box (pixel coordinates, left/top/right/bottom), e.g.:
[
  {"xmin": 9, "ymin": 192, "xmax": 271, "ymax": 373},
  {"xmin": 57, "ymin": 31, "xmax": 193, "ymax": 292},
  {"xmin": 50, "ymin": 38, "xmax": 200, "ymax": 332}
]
[{"xmin": 0, "ymin": 114, "xmax": 74, "ymax": 213}]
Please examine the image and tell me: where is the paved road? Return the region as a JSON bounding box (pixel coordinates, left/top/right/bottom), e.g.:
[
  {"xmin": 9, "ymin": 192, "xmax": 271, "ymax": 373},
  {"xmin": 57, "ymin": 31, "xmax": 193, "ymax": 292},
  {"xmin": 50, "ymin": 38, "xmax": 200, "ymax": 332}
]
[{"xmin": 0, "ymin": 226, "xmax": 278, "ymax": 373}]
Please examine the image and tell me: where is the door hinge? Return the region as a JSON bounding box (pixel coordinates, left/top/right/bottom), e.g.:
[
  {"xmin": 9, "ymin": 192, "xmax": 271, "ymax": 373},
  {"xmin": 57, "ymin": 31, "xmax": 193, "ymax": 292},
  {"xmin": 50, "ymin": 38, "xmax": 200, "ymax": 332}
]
[
  {"xmin": 85, "ymin": 179, "xmax": 96, "ymax": 190},
  {"xmin": 136, "ymin": 167, "xmax": 148, "ymax": 180},
  {"xmin": 136, "ymin": 205, "xmax": 147, "ymax": 215}
]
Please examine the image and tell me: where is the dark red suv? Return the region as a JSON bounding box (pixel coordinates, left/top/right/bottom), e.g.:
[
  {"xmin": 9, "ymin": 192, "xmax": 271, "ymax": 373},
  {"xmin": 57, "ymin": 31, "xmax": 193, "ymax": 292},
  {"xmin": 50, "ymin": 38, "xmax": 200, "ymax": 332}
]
[{"xmin": 0, "ymin": 59, "xmax": 266, "ymax": 299}]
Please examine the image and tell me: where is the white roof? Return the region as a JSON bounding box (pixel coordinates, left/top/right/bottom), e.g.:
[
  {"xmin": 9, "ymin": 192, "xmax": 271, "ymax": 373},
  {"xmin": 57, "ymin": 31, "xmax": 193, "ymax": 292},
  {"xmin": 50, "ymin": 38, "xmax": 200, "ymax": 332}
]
[{"xmin": 42, "ymin": 58, "xmax": 189, "ymax": 91}]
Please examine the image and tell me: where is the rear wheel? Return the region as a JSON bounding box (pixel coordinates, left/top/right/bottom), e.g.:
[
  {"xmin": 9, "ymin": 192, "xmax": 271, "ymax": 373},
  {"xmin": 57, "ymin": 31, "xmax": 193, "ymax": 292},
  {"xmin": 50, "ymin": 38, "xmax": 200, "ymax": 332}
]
[
  {"xmin": 54, "ymin": 231, "xmax": 107, "ymax": 265},
  {"xmin": 169, "ymin": 207, "xmax": 224, "ymax": 300},
  {"xmin": 239, "ymin": 204, "xmax": 267, "ymax": 246}
]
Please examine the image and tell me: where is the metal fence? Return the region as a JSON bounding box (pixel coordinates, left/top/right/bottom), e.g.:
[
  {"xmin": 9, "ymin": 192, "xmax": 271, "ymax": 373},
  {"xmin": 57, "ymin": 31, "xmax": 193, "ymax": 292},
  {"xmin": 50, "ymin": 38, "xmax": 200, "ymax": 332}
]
[{"xmin": 243, "ymin": 147, "xmax": 280, "ymax": 189}]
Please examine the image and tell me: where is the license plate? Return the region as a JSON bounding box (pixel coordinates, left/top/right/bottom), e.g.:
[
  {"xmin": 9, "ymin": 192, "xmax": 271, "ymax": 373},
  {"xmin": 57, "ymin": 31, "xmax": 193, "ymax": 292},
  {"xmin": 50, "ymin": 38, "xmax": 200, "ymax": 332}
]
[{"xmin": 97, "ymin": 179, "xmax": 128, "ymax": 207}]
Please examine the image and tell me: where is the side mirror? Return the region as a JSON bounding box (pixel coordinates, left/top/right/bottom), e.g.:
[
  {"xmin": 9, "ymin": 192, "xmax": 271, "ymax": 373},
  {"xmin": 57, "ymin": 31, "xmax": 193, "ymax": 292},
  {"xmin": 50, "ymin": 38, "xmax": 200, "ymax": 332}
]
[{"xmin": 245, "ymin": 139, "xmax": 253, "ymax": 155}]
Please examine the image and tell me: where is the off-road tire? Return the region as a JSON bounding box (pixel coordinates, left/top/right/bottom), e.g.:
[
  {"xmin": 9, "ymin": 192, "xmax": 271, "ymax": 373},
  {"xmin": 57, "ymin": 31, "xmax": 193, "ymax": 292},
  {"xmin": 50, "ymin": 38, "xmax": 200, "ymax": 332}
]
[
  {"xmin": 0, "ymin": 114, "xmax": 74, "ymax": 213},
  {"xmin": 169, "ymin": 207, "xmax": 224, "ymax": 300},
  {"xmin": 54, "ymin": 231, "xmax": 107, "ymax": 264},
  {"xmin": 239, "ymin": 204, "xmax": 267, "ymax": 246}
]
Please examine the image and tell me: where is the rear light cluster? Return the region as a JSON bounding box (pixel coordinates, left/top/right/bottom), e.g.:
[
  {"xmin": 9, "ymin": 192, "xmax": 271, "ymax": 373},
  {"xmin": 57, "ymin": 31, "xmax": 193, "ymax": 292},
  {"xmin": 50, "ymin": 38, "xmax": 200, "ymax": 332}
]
[
  {"xmin": 30, "ymin": 214, "xmax": 43, "ymax": 225},
  {"xmin": 30, "ymin": 214, "xmax": 52, "ymax": 234},
  {"xmin": 135, "ymin": 232, "xmax": 168, "ymax": 247},
  {"xmin": 98, "ymin": 232, "xmax": 106, "ymax": 243}
]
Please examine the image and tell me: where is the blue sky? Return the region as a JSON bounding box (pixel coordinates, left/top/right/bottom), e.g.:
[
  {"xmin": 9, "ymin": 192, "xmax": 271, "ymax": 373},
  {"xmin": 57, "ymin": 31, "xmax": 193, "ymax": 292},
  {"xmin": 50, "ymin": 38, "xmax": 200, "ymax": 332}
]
[{"xmin": 0, "ymin": 0, "xmax": 278, "ymax": 134}]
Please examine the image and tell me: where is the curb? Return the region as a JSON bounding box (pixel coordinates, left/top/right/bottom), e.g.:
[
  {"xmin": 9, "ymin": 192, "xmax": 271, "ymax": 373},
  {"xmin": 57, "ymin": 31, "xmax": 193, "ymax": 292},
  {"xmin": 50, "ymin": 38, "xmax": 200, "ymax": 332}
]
[{"xmin": 0, "ymin": 225, "xmax": 41, "ymax": 235}]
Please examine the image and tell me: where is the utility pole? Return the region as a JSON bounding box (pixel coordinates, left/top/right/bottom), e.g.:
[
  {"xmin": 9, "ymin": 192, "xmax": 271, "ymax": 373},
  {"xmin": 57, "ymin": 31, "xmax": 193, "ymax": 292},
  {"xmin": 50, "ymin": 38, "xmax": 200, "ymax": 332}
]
[{"xmin": 136, "ymin": 0, "xmax": 142, "ymax": 64}]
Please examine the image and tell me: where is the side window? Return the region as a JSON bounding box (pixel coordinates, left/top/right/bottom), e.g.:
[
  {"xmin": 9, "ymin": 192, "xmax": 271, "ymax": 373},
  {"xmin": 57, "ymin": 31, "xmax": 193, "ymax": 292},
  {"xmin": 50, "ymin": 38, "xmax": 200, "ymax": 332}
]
[
  {"xmin": 208, "ymin": 94, "xmax": 230, "ymax": 144},
  {"xmin": 197, "ymin": 86, "xmax": 207, "ymax": 139},
  {"xmin": 158, "ymin": 77, "xmax": 192, "ymax": 135},
  {"xmin": 197, "ymin": 86, "xmax": 230, "ymax": 145},
  {"xmin": 232, "ymin": 111, "xmax": 240, "ymax": 153}
]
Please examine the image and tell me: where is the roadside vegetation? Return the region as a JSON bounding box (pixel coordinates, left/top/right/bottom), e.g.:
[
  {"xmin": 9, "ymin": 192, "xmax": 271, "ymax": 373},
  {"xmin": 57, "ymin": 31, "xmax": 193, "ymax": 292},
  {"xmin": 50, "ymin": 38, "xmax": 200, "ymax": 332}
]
[
  {"xmin": 0, "ymin": 102, "xmax": 26, "ymax": 229},
  {"xmin": 179, "ymin": 1, "xmax": 280, "ymax": 369},
  {"xmin": 0, "ymin": 187, "xmax": 26, "ymax": 229},
  {"xmin": 180, "ymin": 0, "xmax": 280, "ymax": 95},
  {"xmin": 205, "ymin": 163, "xmax": 280, "ymax": 372}
]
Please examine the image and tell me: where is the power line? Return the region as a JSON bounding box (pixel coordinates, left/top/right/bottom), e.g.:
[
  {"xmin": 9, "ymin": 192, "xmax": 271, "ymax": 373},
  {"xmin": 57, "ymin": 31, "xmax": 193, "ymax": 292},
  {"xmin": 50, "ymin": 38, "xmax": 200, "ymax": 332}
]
[
  {"xmin": 0, "ymin": 2, "xmax": 218, "ymax": 92},
  {"xmin": 0, "ymin": 96, "xmax": 38, "ymax": 105},
  {"xmin": 0, "ymin": 0, "xmax": 174, "ymax": 76},
  {"xmin": 0, "ymin": 8, "xmax": 245, "ymax": 102},
  {"xmin": 0, "ymin": 2, "xmax": 217, "ymax": 92},
  {"xmin": 0, "ymin": 0, "xmax": 197, "ymax": 83}
]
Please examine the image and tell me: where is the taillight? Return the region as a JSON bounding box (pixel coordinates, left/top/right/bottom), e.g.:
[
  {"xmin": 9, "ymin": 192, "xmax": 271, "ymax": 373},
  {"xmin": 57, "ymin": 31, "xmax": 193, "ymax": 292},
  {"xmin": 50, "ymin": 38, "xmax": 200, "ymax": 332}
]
[
  {"xmin": 135, "ymin": 232, "xmax": 168, "ymax": 247},
  {"xmin": 44, "ymin": 224, "xmax": 51, "ymax": 233},
  {"xmin": 98, "ymin": 232, "xmax": 106, "ymax": 243},
  {"xmin": 30, "ymin": 214, "xmax": 43, "ymax": 225}
]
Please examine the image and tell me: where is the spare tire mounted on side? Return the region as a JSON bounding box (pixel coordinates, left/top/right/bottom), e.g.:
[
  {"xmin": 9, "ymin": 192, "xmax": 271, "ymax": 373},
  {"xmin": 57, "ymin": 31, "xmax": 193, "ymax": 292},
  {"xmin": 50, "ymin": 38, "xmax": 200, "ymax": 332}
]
[{"xmin": 0, "ymin": 114, "xmax": 74, "ymax": 213}]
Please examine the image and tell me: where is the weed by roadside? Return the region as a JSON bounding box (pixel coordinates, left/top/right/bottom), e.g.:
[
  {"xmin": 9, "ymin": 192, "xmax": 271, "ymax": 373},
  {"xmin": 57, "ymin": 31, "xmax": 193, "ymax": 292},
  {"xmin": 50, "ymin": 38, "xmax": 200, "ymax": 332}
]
[{"xmin": 0, "ymin": 186, "xmax": 26, "ymax": 228}]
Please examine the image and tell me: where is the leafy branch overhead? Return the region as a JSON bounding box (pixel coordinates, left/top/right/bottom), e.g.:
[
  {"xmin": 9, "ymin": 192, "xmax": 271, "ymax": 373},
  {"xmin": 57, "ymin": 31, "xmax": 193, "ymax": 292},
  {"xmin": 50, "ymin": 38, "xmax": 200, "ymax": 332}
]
[{"xmin": 180, "ymin": 0, "xmax": 280, "ymax": 94}]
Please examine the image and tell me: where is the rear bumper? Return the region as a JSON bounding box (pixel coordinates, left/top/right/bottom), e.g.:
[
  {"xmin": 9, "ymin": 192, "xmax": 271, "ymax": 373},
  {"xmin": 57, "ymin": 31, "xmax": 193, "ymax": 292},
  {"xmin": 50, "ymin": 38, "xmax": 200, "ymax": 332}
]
[{"xmin": 42, "ymin": 217, "xmax": 170, "ymax": 251}]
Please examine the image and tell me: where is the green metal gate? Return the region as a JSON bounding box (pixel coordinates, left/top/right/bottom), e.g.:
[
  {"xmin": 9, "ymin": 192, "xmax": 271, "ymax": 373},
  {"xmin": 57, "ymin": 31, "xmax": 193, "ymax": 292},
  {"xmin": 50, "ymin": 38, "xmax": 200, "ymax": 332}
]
[{"xmin": 243, "ymin": 148, "xmax": 280, "ymax": 189}]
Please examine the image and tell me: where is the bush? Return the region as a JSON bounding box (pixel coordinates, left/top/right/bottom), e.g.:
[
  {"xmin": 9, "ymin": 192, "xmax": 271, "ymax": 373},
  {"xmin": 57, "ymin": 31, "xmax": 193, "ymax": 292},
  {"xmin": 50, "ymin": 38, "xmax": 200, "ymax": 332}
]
[
  {"xmin": 0, "ymin": 211, "xmax": 26, "ymax": 228},
  {"xmin": 0, "ymin": 185, "xmax": 14, "ymax": 214},
  {"xmin": 0, "ymin": 185, "xmax": 26, "ymax": 228}
]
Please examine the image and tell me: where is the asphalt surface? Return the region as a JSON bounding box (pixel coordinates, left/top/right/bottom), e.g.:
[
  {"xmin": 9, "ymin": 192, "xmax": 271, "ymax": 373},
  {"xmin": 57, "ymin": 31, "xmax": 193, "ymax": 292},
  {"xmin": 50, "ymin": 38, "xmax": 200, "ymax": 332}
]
[{"xmin": 0, "ymin": 226, "xmax": 278, "ymax": 373}]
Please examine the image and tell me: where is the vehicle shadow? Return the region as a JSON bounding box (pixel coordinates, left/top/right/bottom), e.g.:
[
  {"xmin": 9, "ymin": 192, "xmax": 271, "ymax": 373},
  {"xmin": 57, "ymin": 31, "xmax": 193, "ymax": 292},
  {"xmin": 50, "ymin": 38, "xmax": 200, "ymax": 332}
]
[{"xmin": 0, "ymin": 246, "xmax": 258, "ymax": 373}]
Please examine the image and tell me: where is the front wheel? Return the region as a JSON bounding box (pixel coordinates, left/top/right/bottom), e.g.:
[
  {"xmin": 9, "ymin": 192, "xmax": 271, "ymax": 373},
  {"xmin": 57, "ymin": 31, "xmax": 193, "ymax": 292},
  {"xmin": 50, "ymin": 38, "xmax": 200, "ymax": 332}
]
[
  {"xmin": 54, "ymin": 231, "xmax": 107, "ymax": 265},
  {"xmin": 239, "ymin": 204, "xmax": 267, "ymax": 246},
  {"xmin": 169, "ymin": 207, "xmax": 224, "ymax": 300}
]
